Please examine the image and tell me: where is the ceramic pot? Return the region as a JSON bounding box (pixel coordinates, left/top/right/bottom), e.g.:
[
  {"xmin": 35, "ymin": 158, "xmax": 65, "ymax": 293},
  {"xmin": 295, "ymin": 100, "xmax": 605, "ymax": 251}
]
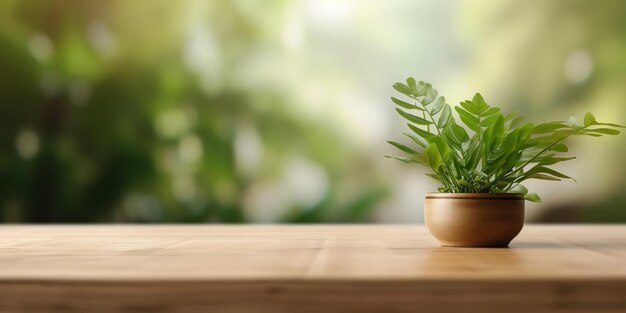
[{"xmin": 424, "ymin": 193, "xmax": 524, "ymax": 247}]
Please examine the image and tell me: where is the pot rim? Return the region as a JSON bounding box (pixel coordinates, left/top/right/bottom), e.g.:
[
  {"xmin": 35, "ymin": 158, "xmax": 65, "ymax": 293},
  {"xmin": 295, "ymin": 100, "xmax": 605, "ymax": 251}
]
[{"xmin": 425, "ymin": 192, "xmax": 524, "ymax": 200}]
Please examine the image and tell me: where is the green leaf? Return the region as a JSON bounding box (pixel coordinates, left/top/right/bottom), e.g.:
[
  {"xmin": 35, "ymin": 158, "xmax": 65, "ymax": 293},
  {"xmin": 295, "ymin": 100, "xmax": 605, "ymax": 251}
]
[
  {"xmin": 517, "ymin": 123, "xmax": 535, "ymax": 141},
  {"xmin": 532, "ymin": 122, "xmax": 568, "ymax": 134},
  {"xmin": 538, "ymin": 167, "xmax": 575, "ymax": 180},
  {"xmin": 403, "ymin": 133, "xmax": 427, "ymax": 148},
  {"xmin": 509, "ymin": 116, "xmax": 526, "ymax": 129},
  {"xmin": 480, "ymin": 113, "xmax": 502, "ymax": 127},
  {"xmin": 423, "ymin": 88, "xmax": 438, "ymax": 105},
  {"xmin": 438, "ymin": 104, "xmax": 452, "ymax": 127},
  {"xmin": 408, "ymin": 123, "xmax": 436, "ymax": 140},
  {"xmin": 396, "ymin": 108, "xmax": 432, "ymax": 125},
  {"xmin": 524, "ymin": 165, "xmax": 575, "ymax": 181},
  {"xmin": 536, "ymin": 156, "xmax": 576, "ymax": 166},
  {"xmin": 533, "ymin": 135, "xmax": 557, "ymax": 142},
  {"xmin": 449, "ymin": 122, "xmax": 469, "ymax": 143},
  {"xmin": 509, "ymin": 184, "xmax": 528, "ymax": 195},
  {"xmin": 504, "ymin": 111, "xmax": 519, "ymax": 123},
  {"xmin": 459, "ymin": 179, "xmax": 474, "ymax": 189},
  {"xmin": 527, "ymin": 173, "xmax": 561, "ymax": 181},
  {"xmin": 425, "ymin": 144, "xmax": 443, "ymax": 172},
  {"xmin": 586, "ymin": 128, "xmax": 621, "ymax": 135},
  {"xmin": 384, "ymin": 155, "xmax": 417, "ymax": 164},
  {"xmin": 556, "ymin": 129, "xmax": 588, "ymax": 139},
  {"xmin": 429, "ymin": 96, "xmax": 445, "ymax": 115},
  {"xmin": 483, "ymin": 115, "xmax": 505, "ymax": 154},
  {"xmin": 406, "ymin": 77, "xmax": 417, "ymax": 93},
  {"xmin": 481, "ymin": 107, "xmax": 500, "ymax": 117},
  {"xmin": 426, "ymin": 136, "xmax": 451, "ymax": 161},
  {"xmin": 416, "ymin": 81, "xmax": 430, "ymax": 97},
  {"xmin": 387, "ymin": 141, "xmax": 418, "ymax": 154},
  {"xmin": 472, "ymin": 93, "xmax": 489, "ymax": 114},
  {"xmin": 549, "ymin": 143, "xmax": 568, "ymax": 152},
  {"xmin": 464, "ymin": 135, "xmax": 482, "ymax": 169},
  {"xmin": 391, "ymin": 97, "xmax": 422, "ymax": 110},
  {"xmin": 503, "ymin": 150, "xmax": 522, "ymax": 169},
  {"xmin": 584, "ymin": 112, "xmax": 596, "ymax": 127},
  {"xmin": 482, "ymin": 124, "xmax": 496, "ymax": 155},
  {"xmin": 393, "ymin": 83, "xmax": 412, "ymax": 96},
  {"xmin": 524, "ymin": 192, "xmax": 542, "ymax": 202},
  {"xmin": 454, "ymin": 106, "xmax": 480, "ymax": 132},
  {"xmin": 594, "ymin": 122, "xmax": 626, "ymax": 128},
  {"xmin": 460, "ymin": 100, "xmax": 479, "ymax": 115}
]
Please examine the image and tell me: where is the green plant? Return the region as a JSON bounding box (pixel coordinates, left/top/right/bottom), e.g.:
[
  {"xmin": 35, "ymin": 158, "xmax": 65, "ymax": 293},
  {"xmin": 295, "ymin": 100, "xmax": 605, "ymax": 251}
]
[{"xmin": 386, "ymin": 78, "xmax": 624, "ymax": 202}]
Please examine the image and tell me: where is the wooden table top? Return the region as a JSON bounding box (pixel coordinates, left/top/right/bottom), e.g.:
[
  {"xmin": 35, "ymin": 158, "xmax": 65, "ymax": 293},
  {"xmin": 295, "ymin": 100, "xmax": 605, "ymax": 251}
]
[{"xmin": 1, "ymin": 225, "xmax": 625, "ymax": 312}]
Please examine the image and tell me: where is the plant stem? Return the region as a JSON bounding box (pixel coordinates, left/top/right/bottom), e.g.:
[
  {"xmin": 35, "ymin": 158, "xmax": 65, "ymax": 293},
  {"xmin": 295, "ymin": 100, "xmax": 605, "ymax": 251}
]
[{"xmin": 415, "ymin": 97, "xmax": 460, "ymax": 192}]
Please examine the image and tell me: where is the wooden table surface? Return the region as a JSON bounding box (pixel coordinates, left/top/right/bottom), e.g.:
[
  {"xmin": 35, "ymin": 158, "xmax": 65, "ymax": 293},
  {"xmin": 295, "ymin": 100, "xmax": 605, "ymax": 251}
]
[{"xmin": 0, "ymin": 225, "xmax": 625, "ymax": 313}]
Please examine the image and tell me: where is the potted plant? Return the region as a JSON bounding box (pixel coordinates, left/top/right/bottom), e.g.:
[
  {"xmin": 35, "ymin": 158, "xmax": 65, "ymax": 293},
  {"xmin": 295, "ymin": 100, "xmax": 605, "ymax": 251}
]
[{"xmin": 386, "ymin": 77, "xmax": 623, "ymax": 247}]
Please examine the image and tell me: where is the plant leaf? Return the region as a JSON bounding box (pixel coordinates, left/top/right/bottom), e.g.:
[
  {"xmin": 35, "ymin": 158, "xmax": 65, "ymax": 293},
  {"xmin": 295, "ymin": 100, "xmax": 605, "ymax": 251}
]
[
  {"xmin": 423, "ymin": 88, "xmax": 438, "ymax": 105},
  {"xmin": 403, "ymin": 133, "xmax": 427, "ymax": 148},
  {"xmin": 524, "ymin": 165, "xmax": 574, "ymax": 181},
  {"xmin": 426, "ymin": 136, "xmax": 451, "ymax": 161},
  {"xmin": 425, "ymin": 144, "xmax": 443, "ymax": 172},
  {"xmin": 472, "ymin": 93, "xmax": 489, "ymax": 114},
  {"xmin": 481, "ymin": 113, "xmax": 501, "ymax": 127},
  {"xmin": 391, "ymin": 97, "xmax": 422, "ymax": 110},
  {"xmin": 460, "ymin": 100, "xmax": 479, "ymax": 115},
  {"xmin": 509, "ymin": 116, "xmax": 526, "ymax": 129},
  {"xmin": 387, "ymin": 141, "xmax": 418, "ymax": 154},
  {"xmin": 594, "ymin": 122, "xmax": 626, "ymax": 128},
  {"xmin": 586, "ymin": 128, "xmax": 621, "ymax": 135},
  {"xmin": 396, "ymin": 108, "xmax": 432, "ymax": 125},
  {"xmin": 481, "ymin": 107, "xmax": 500, "ymax": 117},
  {"xmin": 449, "ymin": 122, "xmax": 469, "ymax": 143},
  {"xmin": 509, "ymin": 184, "xmax": 528, "ymax": 195},
  {"xmin": 532, "ymin": 122, "xmax": 568, "ymax": 134},
  {"xmin": 517, "ymin": 123, "xmax": 535, "ymax": 141},
  {"xmin": 483, "ymin": 115, "xmax": 505, "ymax": 155},
  {"xmin": 406, "ymin": 77, "xmax": 417, "ymax": 93},
  {"xmin": 429, "ymin": 96, "xmax": 445, "ymax": 115},
  {"xmin": 416, "ymin": 81, "xmax": 430, "ymax": 97},
  {"xmin": 408, "ymin": 124, "xmax": 436, "ymax": 140},
  {"xmin": 464, "ymin": 134, "xmax": 482, "ymax": 169},
  {"xmin": 455, "ymin": 106, "xmax": 480, "ymax": 132},
  {"xmin": 584, "ymin": 112, "xmax": 596, "ymax": 127},
  {"xmin": 549, "ymin": 143, "xmax": 568, "ymax": 152},
  {"xmin": 384, "ymin": 155, "xmax": 417, "ymax": 164},
  {"xmin": 438, "ymin": 104, "xmax": 452, "ymax": 127},
  {"xmin": 393, "ymin": 83, "xmax": 411, "ymax": 96},
  {"xmin": 538, "ymin": 167, "xmax": 575, "ymax": 180},
  {"xmin": 536, "ymin": 156, "xmax": 576, "ymax": 166},
  {"xmin": 503, "ymin": 150, "xmax": 522, "ymax": 169},
  {"xmin": 524, "ymin": 192, "xmax": 542, "ymax": 202},
  {"xmin": 527, "ymin": 173, "xmax": 561, "ymax": 181}
]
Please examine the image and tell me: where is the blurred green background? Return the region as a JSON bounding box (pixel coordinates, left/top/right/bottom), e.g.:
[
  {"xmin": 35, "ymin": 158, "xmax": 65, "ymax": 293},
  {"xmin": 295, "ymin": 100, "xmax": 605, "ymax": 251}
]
[{"xmin": 1, "ymin": 0, "xmax": 625, "ymax": 223}]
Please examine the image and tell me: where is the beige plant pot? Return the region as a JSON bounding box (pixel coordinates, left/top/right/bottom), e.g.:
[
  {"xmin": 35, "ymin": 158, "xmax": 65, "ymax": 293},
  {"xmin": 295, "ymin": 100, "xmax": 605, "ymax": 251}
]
[{"xmin": 424, "ymin": 193, "xmax": 524, "ymax": 247}]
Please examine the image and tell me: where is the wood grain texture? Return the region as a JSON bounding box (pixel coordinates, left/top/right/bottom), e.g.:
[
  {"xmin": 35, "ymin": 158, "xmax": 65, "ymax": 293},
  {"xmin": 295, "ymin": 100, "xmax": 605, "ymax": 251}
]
[{"xmin": 0, "ymin": 225, "xmax": 625, "ymax": 312}]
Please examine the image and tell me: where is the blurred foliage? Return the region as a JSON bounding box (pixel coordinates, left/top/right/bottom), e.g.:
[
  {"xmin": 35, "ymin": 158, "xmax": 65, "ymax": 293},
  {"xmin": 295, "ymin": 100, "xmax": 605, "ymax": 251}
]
[
  {"xmin": 0, "ymin": 0, "xmax": 387, "ymax": 223},
  {"xmin": 1, "ymin": 0, "xmax": 625, "ymax": 223}
]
